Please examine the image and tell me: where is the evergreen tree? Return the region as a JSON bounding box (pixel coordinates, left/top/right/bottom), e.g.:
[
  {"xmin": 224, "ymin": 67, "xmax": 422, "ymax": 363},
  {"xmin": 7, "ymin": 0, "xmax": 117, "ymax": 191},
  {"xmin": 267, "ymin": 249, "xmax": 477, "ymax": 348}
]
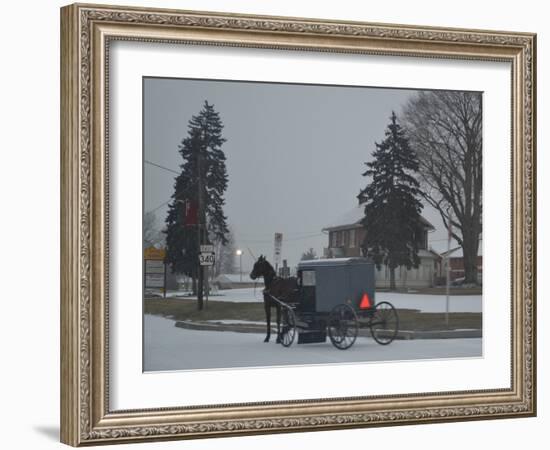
[
  {"xmin": 359, "ymin": 111, "xmax": 424, "ymax": 290},
  {"xmin": 164, "ymin": 101, "xmax": 229, "ymax": 308}
]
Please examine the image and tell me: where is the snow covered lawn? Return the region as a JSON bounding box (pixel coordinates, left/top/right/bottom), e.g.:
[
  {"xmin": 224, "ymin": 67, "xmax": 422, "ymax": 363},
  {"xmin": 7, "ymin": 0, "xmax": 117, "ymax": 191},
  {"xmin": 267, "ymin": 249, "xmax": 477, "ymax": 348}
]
[
  {"xmin": 375, "ymin": 292, "xmax": 481, "ymax": 313},
  {"xmin": 144, "ymin": 314, "xmax": 482, "ymax": 372},
  {"xmin": 166, "ymin": 287, "xmax": 481, "ymax": 313},
  {"xmin": 167, "ymin": 286, "xmax": 264, "ymax": 303}
]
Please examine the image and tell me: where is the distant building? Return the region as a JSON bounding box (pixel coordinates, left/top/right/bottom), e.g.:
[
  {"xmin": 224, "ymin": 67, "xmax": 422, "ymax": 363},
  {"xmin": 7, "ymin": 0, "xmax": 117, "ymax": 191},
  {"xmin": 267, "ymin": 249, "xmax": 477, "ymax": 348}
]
[
  {"xmin": 322, "ymin": 202, "xmax": 439, "ymax": 288},
  {"xmin": 213, "ymin": 274, "xmax": 261, "ymax": 290}
]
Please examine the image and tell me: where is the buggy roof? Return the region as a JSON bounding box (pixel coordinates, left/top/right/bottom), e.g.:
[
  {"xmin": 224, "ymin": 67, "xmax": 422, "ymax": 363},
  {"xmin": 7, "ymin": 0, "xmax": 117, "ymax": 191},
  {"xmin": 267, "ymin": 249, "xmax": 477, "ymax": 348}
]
[{"xmin": 298, "ymin": 257, "xmax": 372, "ymax": 268}]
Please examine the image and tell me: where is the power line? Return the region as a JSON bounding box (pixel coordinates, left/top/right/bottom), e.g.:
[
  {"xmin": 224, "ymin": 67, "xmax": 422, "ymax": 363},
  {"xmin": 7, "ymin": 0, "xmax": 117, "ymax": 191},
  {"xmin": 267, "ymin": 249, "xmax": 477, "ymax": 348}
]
[
  {"xmin": 236, "ymin": 230, "xmax": 325, "ymax": 238},
  {"xmin": 146, "ymin": 199, "xmax": 170, "ymax": 214},
  {"xmin": 145, "ymin": 159, "xmax": 180, "ymax": 175},
  {"xmin": 143, "ymin": 159, "xmax": 183, "ymax": 214},
  {"xmin": 238, "ymin": 233, "xmax": 325, "ymax": 244},
  {"xmin": 429, "ymin": 237, "xmax": 462, "ymax": 242}
]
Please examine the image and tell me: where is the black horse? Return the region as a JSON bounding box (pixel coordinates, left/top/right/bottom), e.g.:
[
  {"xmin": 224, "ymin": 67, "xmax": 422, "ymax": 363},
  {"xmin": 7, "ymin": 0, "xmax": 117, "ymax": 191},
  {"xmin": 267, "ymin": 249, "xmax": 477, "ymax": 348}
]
[{"xmin": 250, "ymin": 255, "xmax": 298, "ymax": 343}]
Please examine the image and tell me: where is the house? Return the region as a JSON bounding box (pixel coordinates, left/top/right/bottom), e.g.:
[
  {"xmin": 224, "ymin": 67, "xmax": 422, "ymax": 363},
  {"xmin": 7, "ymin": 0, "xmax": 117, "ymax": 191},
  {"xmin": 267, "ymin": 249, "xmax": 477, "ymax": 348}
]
[{"xmin": 322, "ymin": 202, "xmax": 439, "ymax": 288}]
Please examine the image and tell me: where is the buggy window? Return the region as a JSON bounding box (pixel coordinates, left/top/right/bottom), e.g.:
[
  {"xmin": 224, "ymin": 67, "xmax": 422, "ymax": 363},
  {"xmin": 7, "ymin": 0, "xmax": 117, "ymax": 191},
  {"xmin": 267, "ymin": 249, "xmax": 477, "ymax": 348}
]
[{"xmin": 302, "ymin": 270, "xmax": 316, "ymax": 286}]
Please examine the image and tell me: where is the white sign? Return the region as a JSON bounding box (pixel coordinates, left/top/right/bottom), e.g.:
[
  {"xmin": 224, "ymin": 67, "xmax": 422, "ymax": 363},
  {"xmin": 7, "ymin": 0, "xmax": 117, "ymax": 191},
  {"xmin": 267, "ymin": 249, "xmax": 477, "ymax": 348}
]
[
  {"xmin": 274, "ymin": 232, "xmax": 283, "ymax": 265},
  {"xmin": 200, "ymin": 244, "xmax": 214, "ymax": 253},
  {"xmin": 145, "ymin": 274, "xmax": 164, "ymax": 288},
  {"xmin": 144, "ymin": 259, "xmax": 166, "ymax": 289},
  {"xmin": 199, "ymin": 252, "xmax": 215, "ymax": 266},
  {"xmin": 145, "ymin": 260, "xmax": 165, "ymax": 274}
]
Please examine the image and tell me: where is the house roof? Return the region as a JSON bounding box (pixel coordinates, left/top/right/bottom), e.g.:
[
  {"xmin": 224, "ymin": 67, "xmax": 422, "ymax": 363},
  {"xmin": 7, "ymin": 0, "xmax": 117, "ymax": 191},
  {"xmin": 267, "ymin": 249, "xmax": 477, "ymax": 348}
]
[
  {"xmin": 322, "ymin": 204, "xmax": 365, "ymax": 231},
  {"xmin": 322, "ymin": 204, "xmax": 435, "ymax": 232}
]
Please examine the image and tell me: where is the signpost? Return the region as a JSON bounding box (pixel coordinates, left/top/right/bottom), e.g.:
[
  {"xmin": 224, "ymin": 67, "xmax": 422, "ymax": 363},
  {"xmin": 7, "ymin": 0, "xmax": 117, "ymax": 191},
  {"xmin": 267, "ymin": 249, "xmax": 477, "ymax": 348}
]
[
  {"xmin": 144, "ymin": 246, "xmax": 167, "ymax": 298},
  {"xmin": 199, "ymin": 244, "xmax": 215, "ymax": 308},
  {"xmin": 274, "ymin": 232, "xmax": 283, "ymax": 271},
  {"xmin": 279, "ymin": 259, "xmax": 290, "ymax": 278}
]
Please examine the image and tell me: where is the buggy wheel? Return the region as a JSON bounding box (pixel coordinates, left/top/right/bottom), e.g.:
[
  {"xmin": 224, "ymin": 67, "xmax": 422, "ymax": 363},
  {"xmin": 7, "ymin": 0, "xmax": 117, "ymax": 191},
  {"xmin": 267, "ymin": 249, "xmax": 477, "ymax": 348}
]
[
  {"xmin": 370, "ymin": 301, "xmax": 399, "ymax": 345},
  {"xmin": 328, "ymin": 304, "xmax": 358, "ymax": 350},
  {"xmin": 280, "ymin": 307, "xmax": 297, "ymax": 347}
]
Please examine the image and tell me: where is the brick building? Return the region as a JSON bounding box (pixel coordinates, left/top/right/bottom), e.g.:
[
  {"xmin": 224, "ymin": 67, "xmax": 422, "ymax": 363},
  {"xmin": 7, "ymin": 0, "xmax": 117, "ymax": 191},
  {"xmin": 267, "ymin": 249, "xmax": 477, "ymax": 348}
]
[{"xmin": 322, "ymin": 203, "xmax": 439, "ymax": 288}]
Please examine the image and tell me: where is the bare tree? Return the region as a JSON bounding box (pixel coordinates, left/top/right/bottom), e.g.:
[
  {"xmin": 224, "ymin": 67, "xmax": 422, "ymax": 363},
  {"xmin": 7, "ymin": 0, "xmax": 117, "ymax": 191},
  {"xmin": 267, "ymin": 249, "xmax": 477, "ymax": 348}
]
[
  {"xmin": 403, "ymin": 91, "xmax": 482, "ymax": 284},
  {"xmin": 211, "ymin": 227, "xmax": 237, "ymax": 277},
  {"xmin": 143, "ymin": 211, "xmax": 165, "ymax": 249},
  {"xmin": 301, "ymin": 248, "xmax": 317, "ymax": 261}
]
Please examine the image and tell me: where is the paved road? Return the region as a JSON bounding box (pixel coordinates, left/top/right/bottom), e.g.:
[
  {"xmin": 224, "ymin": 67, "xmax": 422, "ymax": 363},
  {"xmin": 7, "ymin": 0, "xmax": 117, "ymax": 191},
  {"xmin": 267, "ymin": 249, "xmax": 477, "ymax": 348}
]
[{"xmin": 144, "ymin": 315, "xmax": 482, "ymax": 372}]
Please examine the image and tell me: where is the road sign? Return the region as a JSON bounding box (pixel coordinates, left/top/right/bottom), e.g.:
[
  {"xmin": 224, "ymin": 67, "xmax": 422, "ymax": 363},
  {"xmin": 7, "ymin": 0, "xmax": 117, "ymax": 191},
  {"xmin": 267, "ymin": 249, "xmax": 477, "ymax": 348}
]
[
  {"xmin": 274, "ymin": 233, "xmax": 283, "ymax": 266},
  {"xmin": 144, "ymin": 247, "xmax": 167, "ymax": 296},
  {"xmin": 200, "ymin": 244, "xmax": 214, "ymax": 253},
  {"xmin": 144, "ymin": 246, "xmax": 166, "ymax": 260},
  {"xmin": 144, "ymin": 260, "xmax": 166, "ymax": 291},
  {"xmin": 145, "ymin": 273, "xmax": 165, "ymax": 288},
  {"xmin": 199, "ymin": 252, "xmax": 215, "ymax": 266},
  {"xmin": 145, "ymin": 260, "xmax": 165, "ymax": 274}
]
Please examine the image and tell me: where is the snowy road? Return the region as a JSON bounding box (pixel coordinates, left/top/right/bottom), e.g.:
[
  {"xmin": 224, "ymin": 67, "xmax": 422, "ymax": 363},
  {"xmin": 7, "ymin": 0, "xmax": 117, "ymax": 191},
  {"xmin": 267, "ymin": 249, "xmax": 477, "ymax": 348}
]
[
  {"xmin": 167, "ymin": 287, "xmax": 482, "ymax": 313},
  {"xmin": 144, "ymin": 315, "xmax": 482, "ymax": 372}
]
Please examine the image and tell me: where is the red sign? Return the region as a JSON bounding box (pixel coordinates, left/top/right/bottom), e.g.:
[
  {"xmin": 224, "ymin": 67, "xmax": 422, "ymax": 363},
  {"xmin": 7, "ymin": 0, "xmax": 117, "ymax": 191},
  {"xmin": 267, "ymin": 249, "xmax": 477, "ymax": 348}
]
[{"xmin": 184, "ymin": 199, "xmax": 198, "ymax": 226}]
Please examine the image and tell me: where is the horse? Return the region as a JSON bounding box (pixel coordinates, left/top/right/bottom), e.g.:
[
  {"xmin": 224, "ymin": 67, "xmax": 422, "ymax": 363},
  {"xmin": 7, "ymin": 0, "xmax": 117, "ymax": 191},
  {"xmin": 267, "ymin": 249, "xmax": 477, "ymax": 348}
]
[{"xmin": 249, "ymin": 255, "xmax": 298, "ymax": 343}]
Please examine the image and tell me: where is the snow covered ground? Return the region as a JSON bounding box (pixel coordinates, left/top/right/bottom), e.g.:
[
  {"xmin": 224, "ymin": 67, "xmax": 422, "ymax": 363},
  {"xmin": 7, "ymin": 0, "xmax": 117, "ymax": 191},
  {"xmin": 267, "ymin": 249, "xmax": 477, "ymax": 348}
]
[
  {"xmin": 375, "ymin": 292, "xmax": 481, "ymax": 313},
  {"xmin": 166, "ymin": 287, "xmax": 481, "ymax": 313},
  {"xmin": 144, "ymin": 315, "xmax": 482, "ymax": 372},
  {"xmin": 166, "ymin": 286, "xmax": 264, "ymax": 302}
]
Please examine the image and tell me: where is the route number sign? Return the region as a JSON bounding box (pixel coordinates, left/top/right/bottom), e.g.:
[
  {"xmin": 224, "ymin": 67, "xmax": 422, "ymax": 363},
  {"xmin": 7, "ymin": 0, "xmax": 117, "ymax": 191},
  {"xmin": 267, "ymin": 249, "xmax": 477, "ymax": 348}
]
[{"xmin": 199, "ymin": 252, "xmax": 215, "ymax": 266}]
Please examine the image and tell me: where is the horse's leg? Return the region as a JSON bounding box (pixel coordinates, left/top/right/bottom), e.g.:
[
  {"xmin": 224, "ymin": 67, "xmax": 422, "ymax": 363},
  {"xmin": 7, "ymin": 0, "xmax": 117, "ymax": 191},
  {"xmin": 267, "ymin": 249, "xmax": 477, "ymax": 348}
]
[
  {"xmin": 275, "ymin": 305, "xmax": 282, "ymax": 343},
  {"xmin": 263, "ymin": 297, "xmax": 271, "ymax": 342}
]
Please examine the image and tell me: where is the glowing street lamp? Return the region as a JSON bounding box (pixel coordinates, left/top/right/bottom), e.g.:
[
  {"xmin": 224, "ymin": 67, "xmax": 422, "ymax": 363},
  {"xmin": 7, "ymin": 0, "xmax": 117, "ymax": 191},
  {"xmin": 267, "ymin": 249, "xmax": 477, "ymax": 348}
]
[{"xmin": 236, "ymin": 249, "xmax": 243, "ymax": 282}]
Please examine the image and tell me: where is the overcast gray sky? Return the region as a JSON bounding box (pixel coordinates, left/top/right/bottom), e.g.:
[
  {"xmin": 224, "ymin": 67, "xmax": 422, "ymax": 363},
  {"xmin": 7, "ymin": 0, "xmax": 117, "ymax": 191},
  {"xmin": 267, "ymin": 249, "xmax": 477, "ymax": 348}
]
[{"xmin": 144, "ymin": 78, "xmax": 452, "ymax": 272}]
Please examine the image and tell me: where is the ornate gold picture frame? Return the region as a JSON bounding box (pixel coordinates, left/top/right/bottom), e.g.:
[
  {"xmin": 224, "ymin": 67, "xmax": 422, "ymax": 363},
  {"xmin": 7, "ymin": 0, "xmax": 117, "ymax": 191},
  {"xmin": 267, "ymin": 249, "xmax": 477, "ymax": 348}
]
[{"xmin": 60, "ymin": 3, "xmax": 536, "ymax": 446}]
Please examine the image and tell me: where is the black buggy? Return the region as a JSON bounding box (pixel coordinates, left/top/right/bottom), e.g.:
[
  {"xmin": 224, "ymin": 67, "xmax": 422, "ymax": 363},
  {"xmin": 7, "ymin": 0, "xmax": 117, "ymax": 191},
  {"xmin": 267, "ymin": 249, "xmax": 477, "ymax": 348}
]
[{"xmin": 266, "ymin": 258, "xmax": 399, "ymax": 350}]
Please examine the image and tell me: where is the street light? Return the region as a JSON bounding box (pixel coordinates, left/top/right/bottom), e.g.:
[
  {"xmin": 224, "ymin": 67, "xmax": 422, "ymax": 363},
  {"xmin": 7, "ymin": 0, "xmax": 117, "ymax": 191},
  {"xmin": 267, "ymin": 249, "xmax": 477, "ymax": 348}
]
[{"xmin": 236, "ymin": 249, "xmax": 243, "ymax": 282}]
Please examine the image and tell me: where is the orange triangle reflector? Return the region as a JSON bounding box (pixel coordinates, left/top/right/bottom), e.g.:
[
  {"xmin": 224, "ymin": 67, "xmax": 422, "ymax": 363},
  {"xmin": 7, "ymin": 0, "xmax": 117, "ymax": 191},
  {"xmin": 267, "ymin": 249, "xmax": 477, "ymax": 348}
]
[{"xmin": 359, "ymin": 293, "xmax": 372, "ymax": 309}]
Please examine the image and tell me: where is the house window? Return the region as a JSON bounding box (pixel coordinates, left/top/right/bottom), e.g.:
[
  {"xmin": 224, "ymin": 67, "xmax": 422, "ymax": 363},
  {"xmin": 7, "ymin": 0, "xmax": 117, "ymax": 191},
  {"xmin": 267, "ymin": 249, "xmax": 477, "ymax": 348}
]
[
  {"xmin": 418, "ymin": 231, "xmax": 427, "ymax": 249},
  {"xmin": 349, "ymin": 229, "xmax": 356, "ymax": 248}
]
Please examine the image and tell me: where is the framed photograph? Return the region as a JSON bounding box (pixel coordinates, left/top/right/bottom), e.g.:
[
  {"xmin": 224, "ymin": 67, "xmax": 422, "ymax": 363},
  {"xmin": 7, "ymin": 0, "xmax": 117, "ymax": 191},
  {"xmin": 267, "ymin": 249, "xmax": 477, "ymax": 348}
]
[{"xmin": 60, "ymin": 3, "xmax": 536, "ymax": 446}]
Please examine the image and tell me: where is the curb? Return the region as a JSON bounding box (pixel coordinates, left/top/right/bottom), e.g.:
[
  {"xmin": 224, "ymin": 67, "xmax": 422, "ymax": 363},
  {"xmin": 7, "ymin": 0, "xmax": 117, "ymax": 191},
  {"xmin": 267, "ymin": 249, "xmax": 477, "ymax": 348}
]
[
  {"xmin": 389, "ymin": 329, "xmax": 482, "ymax": 340},
  {"xmin": 175, "ymin": 321, "xmax": 271, "ymax": 334},
  {"xmin": 173, "ymin": 320, "xmax": 481, "ymax": 339}
]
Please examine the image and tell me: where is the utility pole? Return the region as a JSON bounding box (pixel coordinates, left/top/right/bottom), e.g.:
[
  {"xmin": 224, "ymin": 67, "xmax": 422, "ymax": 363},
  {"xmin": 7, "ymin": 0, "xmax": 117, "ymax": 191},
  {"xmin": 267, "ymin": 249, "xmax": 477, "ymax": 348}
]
[
  {"xmin": 196, "ymin": 129, "xmax": 205, "ymax": 311},
  {"xmin": 445, "ymin": 209, "xmax": 452, "ymax": 328}
]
